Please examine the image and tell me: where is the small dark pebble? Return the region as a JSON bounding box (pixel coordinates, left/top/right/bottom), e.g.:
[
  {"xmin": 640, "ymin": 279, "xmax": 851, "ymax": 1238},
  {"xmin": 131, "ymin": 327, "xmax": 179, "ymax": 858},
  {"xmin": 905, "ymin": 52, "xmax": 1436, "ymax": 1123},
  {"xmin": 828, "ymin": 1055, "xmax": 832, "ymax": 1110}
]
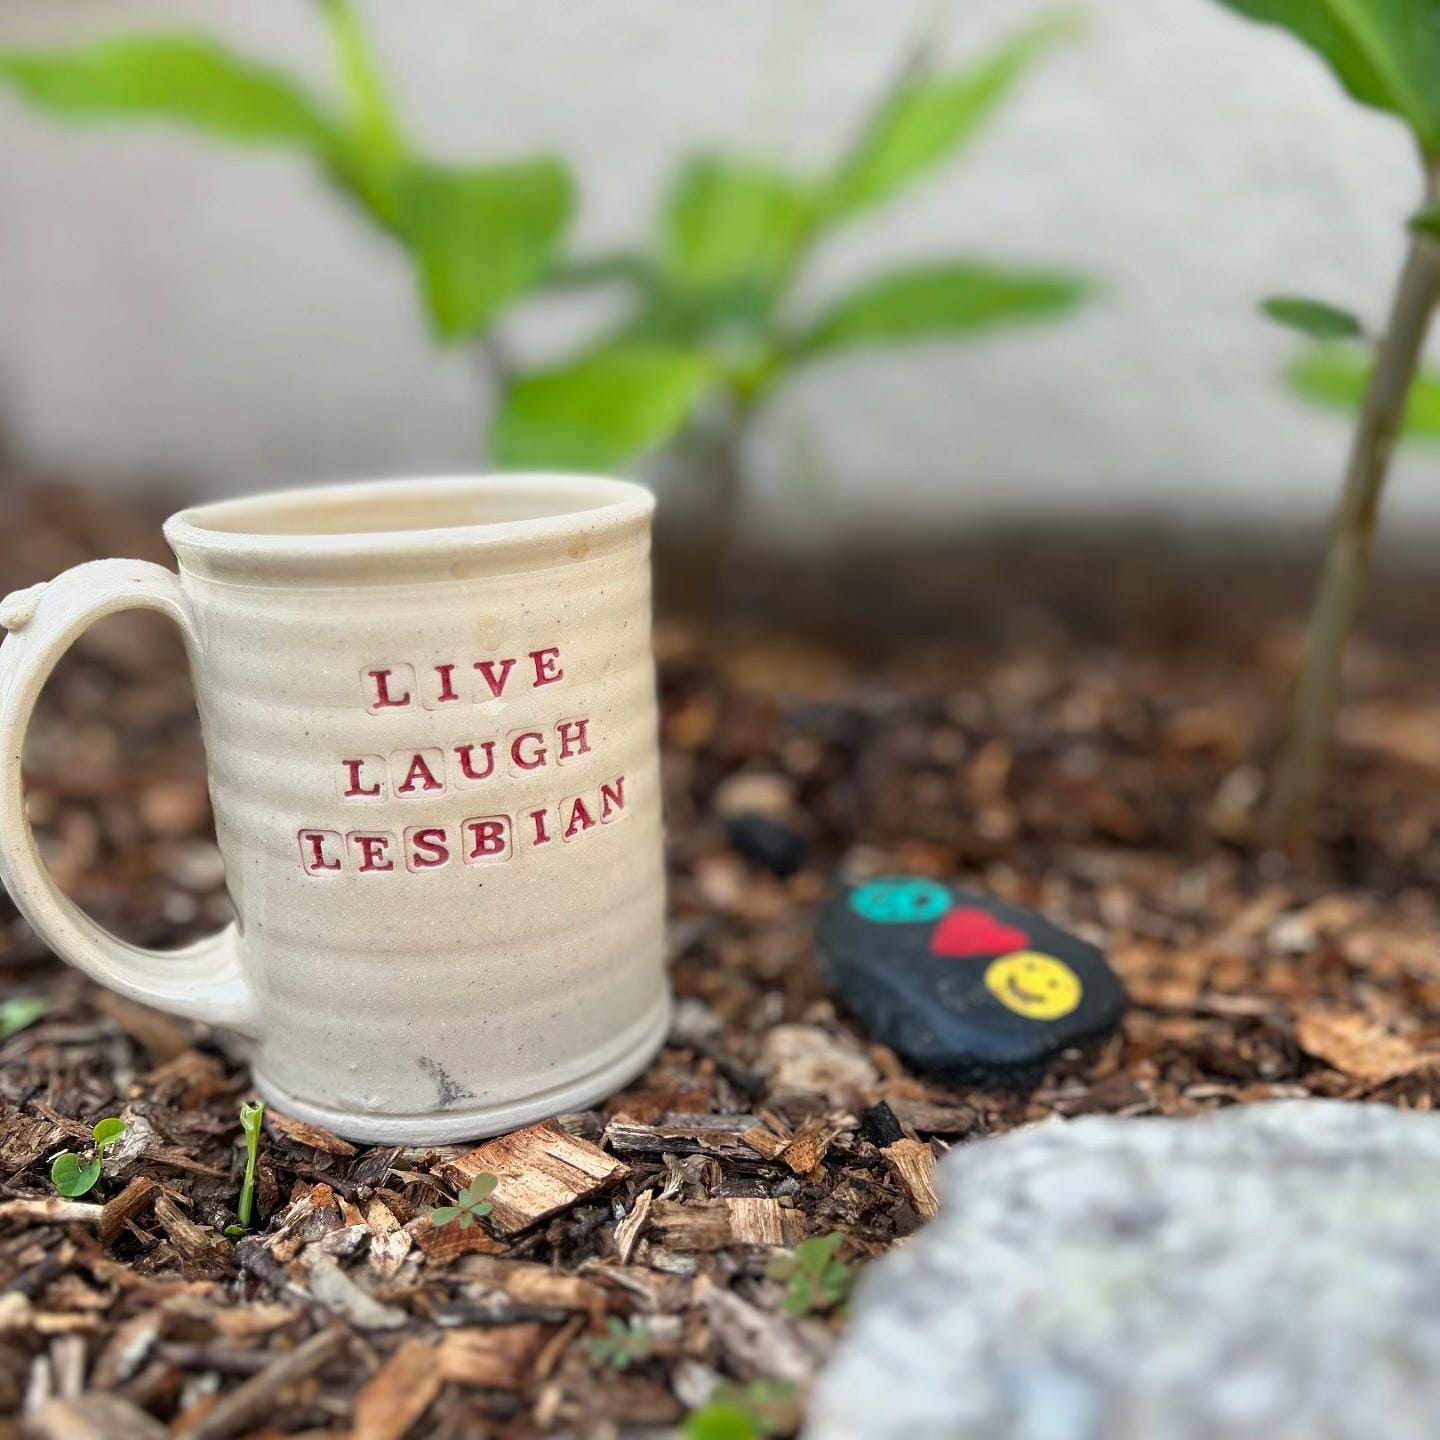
[
  {"xmin": 815, "ymin": 878, "xmax": 1126, "ymax": 1085},
  {"xmin": 724, "ymin": 812, "xmax": 809, "ymax": 876},
  {"xmin": 861, "ymin": 1101, "xmax": 906, "ymax": 1149}
]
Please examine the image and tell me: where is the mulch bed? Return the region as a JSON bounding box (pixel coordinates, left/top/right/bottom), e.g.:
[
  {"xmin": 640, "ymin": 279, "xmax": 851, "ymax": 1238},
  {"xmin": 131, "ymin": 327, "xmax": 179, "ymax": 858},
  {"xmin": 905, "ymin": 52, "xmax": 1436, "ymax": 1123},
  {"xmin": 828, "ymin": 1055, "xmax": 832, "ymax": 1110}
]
[{"xmin": 4, "ymin": 484, "xmax": 1440, "ymax": 1439}]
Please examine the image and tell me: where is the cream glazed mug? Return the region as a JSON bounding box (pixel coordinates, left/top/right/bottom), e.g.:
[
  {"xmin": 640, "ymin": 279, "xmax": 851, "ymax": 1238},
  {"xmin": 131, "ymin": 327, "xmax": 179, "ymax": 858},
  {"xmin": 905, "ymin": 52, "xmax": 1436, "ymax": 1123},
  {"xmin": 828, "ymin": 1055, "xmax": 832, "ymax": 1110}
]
[{"xmin": 0, "ymin": 475, "xmax": 671, "ymax": 1142}]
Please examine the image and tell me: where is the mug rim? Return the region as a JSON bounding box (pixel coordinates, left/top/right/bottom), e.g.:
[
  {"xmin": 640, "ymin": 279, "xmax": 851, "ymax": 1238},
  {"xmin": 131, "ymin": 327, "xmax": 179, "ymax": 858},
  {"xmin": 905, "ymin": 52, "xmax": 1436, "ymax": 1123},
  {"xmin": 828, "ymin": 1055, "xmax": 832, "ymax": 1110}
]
[
  {"xmin": 164, "ymin": 473, "xmax": 655, "ymax": 584},
  {"xmin": 166, "ymin": 472, "xmax": 653, "ymax": 559}
]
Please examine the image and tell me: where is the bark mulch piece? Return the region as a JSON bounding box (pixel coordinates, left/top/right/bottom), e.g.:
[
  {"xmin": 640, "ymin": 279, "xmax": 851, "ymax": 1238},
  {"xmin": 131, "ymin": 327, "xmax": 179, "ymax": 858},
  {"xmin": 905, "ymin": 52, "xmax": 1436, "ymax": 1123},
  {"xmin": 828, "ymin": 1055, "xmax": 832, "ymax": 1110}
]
[{"xmin": 5, "ymin": 485, "xmax": 1440, "ymax": 1437}]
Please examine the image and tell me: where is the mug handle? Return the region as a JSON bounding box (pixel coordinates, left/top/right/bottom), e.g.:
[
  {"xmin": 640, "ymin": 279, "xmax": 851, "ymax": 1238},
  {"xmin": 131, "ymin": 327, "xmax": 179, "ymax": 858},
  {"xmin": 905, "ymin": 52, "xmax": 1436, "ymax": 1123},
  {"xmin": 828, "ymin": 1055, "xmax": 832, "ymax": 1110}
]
[{"xmin": 0, "ymin": 559, "xmax": 259, "ymax": 1035}]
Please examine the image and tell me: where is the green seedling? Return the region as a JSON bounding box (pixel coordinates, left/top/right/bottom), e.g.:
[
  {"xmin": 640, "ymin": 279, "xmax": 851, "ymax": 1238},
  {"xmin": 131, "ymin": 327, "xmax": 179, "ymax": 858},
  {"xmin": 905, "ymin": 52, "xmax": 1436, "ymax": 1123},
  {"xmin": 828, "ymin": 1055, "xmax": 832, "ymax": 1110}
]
[
  {"xmin": 586, "ymin": 1315, "xmax": 655, "ymax": 1371},
  {"xmin": 683, "ymin": 1381, "xmax": 801, "ymax": 1440},
  {"xmin": 0, "ymin": 996, "xmax": 48, "ymax": 1038},
  {"xmin": 50, "ymin": 1116, "xmax": 125, "ymax": 1197},
  {"xmin": 430, "ymin": 1173, "xmax": 497, "ymax": 1230},
  {"xmin": 225, "ymin": 1101, "xmax": 266, "ymax": 1237},
  {"xmin": 765, "ymin": 1232, "xmax": 854, "ymax": 1317}
]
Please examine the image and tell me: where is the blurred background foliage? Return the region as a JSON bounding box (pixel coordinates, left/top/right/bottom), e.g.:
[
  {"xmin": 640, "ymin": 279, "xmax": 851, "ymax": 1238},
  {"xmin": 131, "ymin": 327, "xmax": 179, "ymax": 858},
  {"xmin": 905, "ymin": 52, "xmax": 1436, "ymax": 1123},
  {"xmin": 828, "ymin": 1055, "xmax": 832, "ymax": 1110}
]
[{"xmin": 0, "ymin": 0, "xmax": 1091, "ymax": 584}]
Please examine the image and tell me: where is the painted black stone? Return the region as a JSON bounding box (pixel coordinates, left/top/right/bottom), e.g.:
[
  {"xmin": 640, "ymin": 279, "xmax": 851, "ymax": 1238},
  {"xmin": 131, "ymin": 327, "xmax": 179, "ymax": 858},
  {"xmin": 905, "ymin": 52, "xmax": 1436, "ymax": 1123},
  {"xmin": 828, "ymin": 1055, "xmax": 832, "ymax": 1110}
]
[{"xmin": 815, "ymin": 878, "xmax": 1126, "ymax": 1085}]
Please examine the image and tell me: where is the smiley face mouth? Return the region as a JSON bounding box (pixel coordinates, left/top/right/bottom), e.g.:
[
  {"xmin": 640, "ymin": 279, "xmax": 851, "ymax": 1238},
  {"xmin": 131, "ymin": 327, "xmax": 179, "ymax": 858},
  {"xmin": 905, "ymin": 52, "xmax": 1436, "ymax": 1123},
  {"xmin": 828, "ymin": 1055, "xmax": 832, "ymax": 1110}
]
[{"xmin": 1004, "ymin": 975, "xmax": 1049, "ymax": 1008}]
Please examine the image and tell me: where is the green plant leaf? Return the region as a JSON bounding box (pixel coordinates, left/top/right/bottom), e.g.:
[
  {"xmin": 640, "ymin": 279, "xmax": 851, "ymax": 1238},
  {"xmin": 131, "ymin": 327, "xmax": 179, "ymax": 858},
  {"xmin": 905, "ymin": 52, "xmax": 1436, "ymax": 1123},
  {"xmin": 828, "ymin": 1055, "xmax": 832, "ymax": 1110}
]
[
  {"xmin": 429, "ymin": 1206, "xmax": 461, "ymax": 1226},
  {"xmin": 457, "ymin": 1210, "xmax": 474, "ymax": 1230},
  {"xmin": 796, "ymin": 1231, "xmax": 844, "ymax": 1274},
  {"xmin": 824, "ymin": 14, "xmax": 1079, "ymax": 220},
  {"xmin": 1261, "ymin": 295, "xmax": 1365, "ymax": 340},
  {"xmin": 0, "ymin": 35, "xmax": 335, "ymax": 147},
  {"xmin": 50, "ymin": 1151, "xmax": 102, "ymax": 1197},
  {"xmin": 682, "ymin": 1404, "xmax": 761, "ymax": 1440},
  {"xmin": 460, "ymin": 1174, "xmax": 498, "ymax": 1206},
  {"xmin": 795, "ymin": 261, "xmax": 1090, "ymax": 358},
  {"xmin": 0, "ymin": 996, "xmax": 47, "ymax": 1038},
  {"xmin": 1209, "ymin": 0, "xmax": 1440, "ymax": 155},
  {"xmin": 396, "ymin": 159, "xmax": 572, "ymax": 342},
  {"xmin": 660, "ymin": 153, "xmax": 816, "ymax": 294},
  {"xmin": 1285, "ymin": 343, "xmax": 1440, "ymax": 437},
  {"xmin": 1411, "ymin": 200, "xmax": 1440, "ymax": 239},
  {"xmin": 91, "ymin": 1118, "xmax": 125, "ymax": 1147},
  {"xmin": 492, "ymin": 344, "xmax": 713, "ymax": 469}
]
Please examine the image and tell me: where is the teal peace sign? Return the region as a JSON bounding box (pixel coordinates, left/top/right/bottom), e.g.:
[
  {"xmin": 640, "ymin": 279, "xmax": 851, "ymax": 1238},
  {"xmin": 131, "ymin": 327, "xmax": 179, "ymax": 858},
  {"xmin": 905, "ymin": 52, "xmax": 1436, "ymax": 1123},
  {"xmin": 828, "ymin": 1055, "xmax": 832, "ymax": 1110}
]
[{"xmin": 849, "ymin": 877, "xmax": 952, "ymax": 925}]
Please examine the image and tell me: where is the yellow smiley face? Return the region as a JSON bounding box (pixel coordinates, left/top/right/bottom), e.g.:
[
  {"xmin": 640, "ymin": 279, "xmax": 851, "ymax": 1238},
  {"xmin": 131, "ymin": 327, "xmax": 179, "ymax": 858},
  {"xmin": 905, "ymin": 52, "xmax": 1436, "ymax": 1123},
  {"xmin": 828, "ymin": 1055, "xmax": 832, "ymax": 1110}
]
[{"xmin": 984, "ymin": 951, "xmax": 1083, "ymax": 1021}]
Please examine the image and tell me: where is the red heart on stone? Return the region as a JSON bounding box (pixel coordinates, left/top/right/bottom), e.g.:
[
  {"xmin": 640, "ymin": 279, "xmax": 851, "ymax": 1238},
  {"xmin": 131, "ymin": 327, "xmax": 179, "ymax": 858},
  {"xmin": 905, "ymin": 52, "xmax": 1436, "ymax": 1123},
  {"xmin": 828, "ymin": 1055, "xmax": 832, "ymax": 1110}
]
[{"xmin": 929, "ymin": 909, "xmax": 1029, "ymax": 959}]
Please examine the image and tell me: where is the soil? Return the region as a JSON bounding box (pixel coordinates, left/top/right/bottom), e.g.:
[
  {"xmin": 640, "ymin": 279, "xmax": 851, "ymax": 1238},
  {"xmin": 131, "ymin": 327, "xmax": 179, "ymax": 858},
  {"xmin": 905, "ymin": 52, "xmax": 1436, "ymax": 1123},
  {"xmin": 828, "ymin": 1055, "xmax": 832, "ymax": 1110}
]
[{"xmin": 4, "ymin": 484, "xmax": 1440, "ymax": 1440}]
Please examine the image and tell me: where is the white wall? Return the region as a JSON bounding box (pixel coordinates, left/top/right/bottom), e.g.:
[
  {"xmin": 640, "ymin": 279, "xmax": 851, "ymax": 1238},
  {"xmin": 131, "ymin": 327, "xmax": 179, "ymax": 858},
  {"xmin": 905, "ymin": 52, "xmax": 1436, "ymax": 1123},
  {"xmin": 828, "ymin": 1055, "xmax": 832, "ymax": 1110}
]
[{"xmin": 0, "ymin": 0, "xmax": 1432, "ymax": 539}]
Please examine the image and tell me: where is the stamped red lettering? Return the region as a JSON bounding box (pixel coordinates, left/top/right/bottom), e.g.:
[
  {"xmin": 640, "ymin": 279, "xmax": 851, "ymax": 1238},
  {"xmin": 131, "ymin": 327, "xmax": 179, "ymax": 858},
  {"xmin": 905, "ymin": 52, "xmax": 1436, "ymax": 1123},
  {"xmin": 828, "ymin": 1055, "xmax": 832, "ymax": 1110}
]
[
  {"xmin": 405, "ymin": 826, "xmax": 451, "ymax": 872},
  {"xmin": 349, "ymin": 831, "xmax": 396, "ymax": 873},
  {"xmin": 530, "ymin": 646, "xmax": 564, "ymax": 687},
  {"xmin": 556, "ymin": 717, "xmax": 591, "ymax": 763},
  {"xmin": 510, "ymin": 730, "xmax": 547, "ymax": 773},
  {"xmin": 562, "ymin": 795, "xmax": 596, "ymax": 841},
  {"xmin": 600, "ymin": 776, "xmax": 626, "ymax": 822},
  {"xmin": 392, "ymin": 748, "xmax": 446, "ymax": 797},
  {"xmin": 455, "ymin": 740, "xmax": 497, "ymax": 783},
  {"xmin": 364, "ymin": 665, "xmax": 414, "ymax": 713},
  {"xmin": 339, "ymin": 756, "xmax": 384, "ymax": 800},
  {"xmin": 298, "ymin": 829, "xmax": 342, "ymax": 874},
  {"xmin": 425, "ymin": 663, "xmax": 461, "ymax": 709},
  {"xmin": 473, "ymin": 657, "xmax": 517, "ymax": 700},
  {"xmin": 463, "ymin": 815, "xmax": 513, "ymax": 864}
]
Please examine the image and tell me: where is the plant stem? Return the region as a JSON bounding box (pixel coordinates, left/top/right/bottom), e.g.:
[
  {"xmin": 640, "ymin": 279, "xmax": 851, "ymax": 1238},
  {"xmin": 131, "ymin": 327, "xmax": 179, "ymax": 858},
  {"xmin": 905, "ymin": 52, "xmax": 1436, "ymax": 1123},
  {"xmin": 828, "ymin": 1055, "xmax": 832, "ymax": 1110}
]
[
  {"xmin": 659, "ymin": 402, "xmax": 749, "ymax": 616},
  {"xmin": 1265, "ymin": 158, "xmax": 1440, "ymax": 851}
]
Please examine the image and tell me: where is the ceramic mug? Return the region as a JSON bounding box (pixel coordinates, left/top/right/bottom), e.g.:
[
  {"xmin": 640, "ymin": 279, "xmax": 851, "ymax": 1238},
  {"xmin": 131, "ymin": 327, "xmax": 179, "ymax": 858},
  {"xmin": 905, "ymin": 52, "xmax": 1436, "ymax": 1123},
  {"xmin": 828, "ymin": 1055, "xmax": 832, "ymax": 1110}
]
[{"xmin": 0, "ymin": 475, "xmax": 670, "ymax": 1142}]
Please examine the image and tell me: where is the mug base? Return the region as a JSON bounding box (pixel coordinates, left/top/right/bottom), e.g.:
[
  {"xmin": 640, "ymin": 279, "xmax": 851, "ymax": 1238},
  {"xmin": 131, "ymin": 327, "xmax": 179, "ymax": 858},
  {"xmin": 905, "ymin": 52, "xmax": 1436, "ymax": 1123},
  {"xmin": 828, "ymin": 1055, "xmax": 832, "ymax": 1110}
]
[{"xmin": 250, "ymin": 989, "xmax": 672, "ymax": 1145}]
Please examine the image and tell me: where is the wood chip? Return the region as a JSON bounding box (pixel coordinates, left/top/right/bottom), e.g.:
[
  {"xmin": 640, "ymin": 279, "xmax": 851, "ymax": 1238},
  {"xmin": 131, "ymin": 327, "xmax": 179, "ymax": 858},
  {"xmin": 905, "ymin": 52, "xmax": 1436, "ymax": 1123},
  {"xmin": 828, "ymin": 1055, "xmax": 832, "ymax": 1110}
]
[
  {"xmin": 884, "ymin": 1098, "xmax": 980, "ymax": 1135},
  {"xmin": 778, "ymin": 1117, "xmax": 839, "ymax": 1176},
  {"xmin": 1295, "ymin": 1009, "xmax": 1440, "ymax": 1084},
  {"xmin": 699, "ymin": 1282, "xmax": 833, "ymax": 1385},
  {"xmin": 603, "ymin": 1089, "xmax": 713, "ymax": 1124},
  {"xmin": 604, "ymin": 1115, "xmax": 767, "ymax": 1161},
  {"xmin": 303, "ymin": 1253, "xmax": 407, "ymax": 1330},
  {"xmin": 407, "ymin": 1213, "xmax": 504, "ymax": 1263},
  {"xmin": 179, "ymin": 1327, "xmax": 348, "ymax": 1440},
  {"xmin": 456, "ymin": 1255, "xmax": 607, "ymax": 1322},
  {"xmin": 152, "ymin": 1194, "xmax": 231, "ymax": 1277},
  {"xmin": 265, "ymin": 1110, "xmax": 358, "ymax": 1156},
  {"xmin": 352, "ymin": 1338, "xmax": 442, "ymax": 1440},
  {"xmin": 436, "ymin": 1324, "xmax": 550, "ymax": 1390},
  {"xmin": 0, "ymin": 1197, "xmax": 103, "ymax": 1226},
  {"xmin": 34, "ymin": 1394, "xmax": 167, "ymax": 1440},
  {"xmin": 443, "ymin": 1120, "xmax": 630, "ymax": 1235},
  {"xmin": 88, "ymin": 1309, "xmax": 163, "ymax": 1390},
  {"xmin": 98, "ymin": 1177, "xmax": 155, "ymax": 1247},
  {"xmin": 613, "ymin": 1190, "xmax": 654, "ymax": 1263},
  {"xmin": 648, "ymin": 1198, "xmax": 803, "ymax": 1252},
  {"xmin": 762, "ymin": 1024, "xmax": 878, "ymax": 1106},
  {"xmin": 364, "ymin": 1197, "xmax": 413, "ymax": 1279},
  {"xmin": 91, "ymin": 992, "xmax": 190, "ymax": 1064},
  {"xmin": 740, "ymin": 1125, "xmax": 790, "ymax": 1160},
  {"xmin": 882, "ymin": 1137, "xmax": 940, "ymax": 1218},
  {"xmin": 206, "ymin": 1303, "xmax": 300, "ymax": 1340}
]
